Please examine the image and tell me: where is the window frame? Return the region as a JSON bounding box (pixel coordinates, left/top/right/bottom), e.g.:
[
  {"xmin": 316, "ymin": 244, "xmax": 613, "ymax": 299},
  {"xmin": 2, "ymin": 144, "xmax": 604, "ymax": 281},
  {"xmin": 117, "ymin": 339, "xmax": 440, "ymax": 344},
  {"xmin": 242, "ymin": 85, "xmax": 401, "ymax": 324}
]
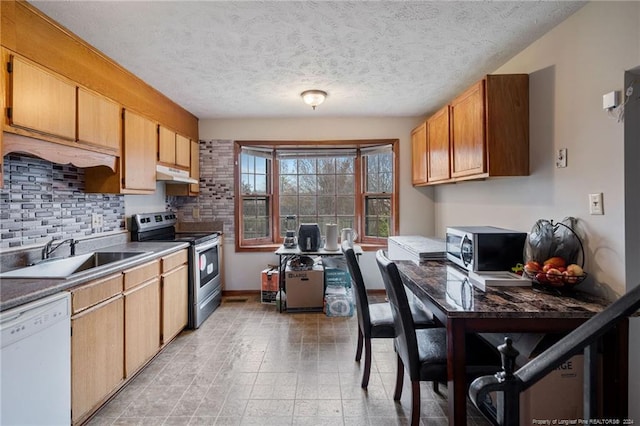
[{"xmin": 234, "ymin": 140, "xmax": 399, "ymax": 252}]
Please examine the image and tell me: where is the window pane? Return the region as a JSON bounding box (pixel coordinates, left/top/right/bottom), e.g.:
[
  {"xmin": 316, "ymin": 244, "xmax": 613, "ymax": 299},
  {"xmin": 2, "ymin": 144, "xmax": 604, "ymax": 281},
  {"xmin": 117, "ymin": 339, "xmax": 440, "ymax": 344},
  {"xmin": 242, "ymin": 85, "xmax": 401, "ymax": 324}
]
[
  {"xmin": 379, "ymin": 153, "xmax": 393, "ymax": 173},
  {"xmin": 280, "ymin": 175, "xmax": 297, "ymax": 195},
  {"xmin": 379, "ymin": 172, "xmax": 393, "ymax": 193},
  {"xmin": 317, "ymin": 158, "xmax": 335, "ymax": 174},
  {"xmin": 242, "ymin": 197, "xmax": 270, "ymax": 239},
  {"xmin": 337, "ymin": 217, "xmax": 355, "ymax": 230},
  {"xmin": 367, "ymin": 174, "xmax": 379, "ymax": 193},
  {"xmin": 255, "ymin": 174, "xmax": 267, "ymax": 193},
  {"xmin": 298, "ymin": 158, "xmax": 316, "ymax": 174},
  {"xmin": 280, "ymin": 196, "xmax": 298, "ymax": 216},
  {"xmin": 318, "ymin": 196, "xmax": 335, "ymax": 215},
  {"xmin": 336, "ymin": 175, "xmax": 354, "ymax": 195},
  {"xmin": 365, "ymin": 195, "xmax": 391, "ymax": 238},
  {"xmin": 280, "ymin": 158, "xmax": 297, "ymax": 174},
  {"xmin": 336, "ymin": 157, "xmax": 354, "ymax": 173},
  {"xmin": 255, "ymin": 157, "xmax": 267, "ymax": 174},
  {"xmin": 298, "ymin": 196, "xmax": 317, "ymax": 215},
  {"xmin": 317, "ymin": 175, "xmax": 335, "ymax": 194},
  {"xmin": 337, "ymin": 196, "xmax": 354, "ymax": 215},
  {"xmin": 367, "ymin": 155, "xmax": 378, "ymax": 175},
  {"xmin": 240, "ymin": 155, "xmax": 247, "ymax": 173},
  {"xmin": 299, "ymin": 175, "xmax": 317, "ymax": 194},
  {"xmin": 241, "ymin": 173, "xmax": 253, "ymax": 194}
]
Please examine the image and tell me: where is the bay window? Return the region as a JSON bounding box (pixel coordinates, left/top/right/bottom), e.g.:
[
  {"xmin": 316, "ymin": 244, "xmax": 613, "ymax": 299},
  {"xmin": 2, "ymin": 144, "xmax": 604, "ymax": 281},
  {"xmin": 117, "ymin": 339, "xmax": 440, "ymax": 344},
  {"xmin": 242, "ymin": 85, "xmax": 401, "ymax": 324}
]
[{"xmin": 235, "ymin": 140, "xmax": 398, "ymax": 250}]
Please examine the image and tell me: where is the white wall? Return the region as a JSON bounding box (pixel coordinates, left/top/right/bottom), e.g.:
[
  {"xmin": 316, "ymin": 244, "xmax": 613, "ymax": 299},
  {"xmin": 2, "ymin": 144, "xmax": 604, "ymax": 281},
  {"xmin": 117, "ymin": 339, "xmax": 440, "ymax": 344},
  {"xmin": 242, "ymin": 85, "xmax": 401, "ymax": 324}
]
[
  {"xmin": 124, "ymin": 182, "xmax": 167, "ymax": 217},
  {"xmin": 435, "ymin": 1, "xmax": 639, "ymax": 299},
  {"xmin": 199, "ymin": 117, "xmax": 436, "ymax": 290},
  {"xmin": 432, "ymin": 1, "xmax": 640, "ymax": 418}
]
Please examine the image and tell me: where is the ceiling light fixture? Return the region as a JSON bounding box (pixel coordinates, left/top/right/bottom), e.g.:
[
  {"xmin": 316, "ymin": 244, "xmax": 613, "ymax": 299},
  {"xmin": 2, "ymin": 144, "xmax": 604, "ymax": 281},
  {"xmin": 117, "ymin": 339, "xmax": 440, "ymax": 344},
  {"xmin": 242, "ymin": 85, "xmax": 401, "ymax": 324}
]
[{"xmin": 301, "ymin": 90, "xmax": 327, "ymax": 110}]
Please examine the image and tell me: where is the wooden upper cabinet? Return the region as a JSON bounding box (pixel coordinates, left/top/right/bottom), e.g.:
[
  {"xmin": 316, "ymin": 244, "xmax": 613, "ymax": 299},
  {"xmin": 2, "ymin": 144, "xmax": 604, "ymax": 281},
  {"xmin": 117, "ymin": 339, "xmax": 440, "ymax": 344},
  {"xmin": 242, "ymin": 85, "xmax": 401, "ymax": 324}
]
[
  {"xmin": 450, "ymin": 80, "xmax": 486, "ymax": 178},
  {"xmin": 122, "ymin": 110, "xmax": 157, "ymax": 191},
  {"xmin": 449, "ymin": 74, "xmax": 529, "ymax": 181},
  {"xmin": 10, "ymin": 55, "xmax": 76, "ymax": 140},
  {"xmin": 175, "ymin": 134, "xmax": 190, "ymax": 168},
  {"xmin": 426, "ymin": 105, "xmax": 451, "ymax": 183},
  {"xmin": 158, "ymin": 125, "xmax": 176, "ymax": 165},
  {"xmin": 77, "ymin": 88, "xmax": 121, "ymax": 153},
  {"xmin": 158, "ymin": 126, "xmax": 190, "ymax": 168},
  {"xmin": 190, "ymin": 140, "xmax": 200, "ymax": 194},
  {"xmin": 411, "ymin": 122, "xmax": 427, "ymax": 185}
]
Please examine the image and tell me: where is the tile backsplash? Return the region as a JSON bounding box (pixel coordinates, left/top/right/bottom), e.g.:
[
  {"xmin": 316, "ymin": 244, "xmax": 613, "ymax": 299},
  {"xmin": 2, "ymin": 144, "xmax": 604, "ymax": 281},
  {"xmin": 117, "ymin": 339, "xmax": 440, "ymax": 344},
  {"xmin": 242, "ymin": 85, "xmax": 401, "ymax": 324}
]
[
  {"xmin": 0, "ymin": 154, "xmax": 125, "ymax": 249},
  {"xmin": 169, "ymin": 139, "xmax": 235, "ymax": 240}
]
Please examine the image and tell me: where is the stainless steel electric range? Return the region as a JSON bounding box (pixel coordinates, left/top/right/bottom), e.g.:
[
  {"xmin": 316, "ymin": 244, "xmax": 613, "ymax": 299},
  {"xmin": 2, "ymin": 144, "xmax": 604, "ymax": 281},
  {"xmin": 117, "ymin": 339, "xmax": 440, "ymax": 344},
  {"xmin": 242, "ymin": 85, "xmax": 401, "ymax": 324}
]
[{"xmin": 131, "ymin": 212, "xmax": 221, "ymax": 329}]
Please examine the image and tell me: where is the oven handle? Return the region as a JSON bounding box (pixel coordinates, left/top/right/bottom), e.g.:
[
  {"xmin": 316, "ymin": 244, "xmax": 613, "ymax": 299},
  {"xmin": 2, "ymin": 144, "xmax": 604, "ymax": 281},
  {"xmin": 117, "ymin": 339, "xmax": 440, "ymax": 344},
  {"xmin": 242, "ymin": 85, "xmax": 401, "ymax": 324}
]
[{"xmin": 195, "ymin": 238, "xmax": 220, "ymax": 254}]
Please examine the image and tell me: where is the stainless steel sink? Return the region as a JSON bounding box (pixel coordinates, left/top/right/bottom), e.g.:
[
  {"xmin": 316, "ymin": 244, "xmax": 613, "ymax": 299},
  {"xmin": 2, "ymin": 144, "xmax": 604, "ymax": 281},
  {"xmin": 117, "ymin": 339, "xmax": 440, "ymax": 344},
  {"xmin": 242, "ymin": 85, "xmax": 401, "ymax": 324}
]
[{"xmin": 0, "ymin": 251, "xmax": 150, "ymax": 279}]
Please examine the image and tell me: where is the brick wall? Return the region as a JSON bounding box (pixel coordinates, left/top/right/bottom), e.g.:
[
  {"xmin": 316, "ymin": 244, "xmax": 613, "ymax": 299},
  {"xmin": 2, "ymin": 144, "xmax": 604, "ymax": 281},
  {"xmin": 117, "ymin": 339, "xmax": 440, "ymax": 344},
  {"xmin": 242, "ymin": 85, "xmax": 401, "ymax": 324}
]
[
  {"xmin": 169, "ymin": 139, "xmax": 235, "ymax": 240},
  {"xmin": 0, "ymin": 154, "xmax": 125, "ymax": 249}
]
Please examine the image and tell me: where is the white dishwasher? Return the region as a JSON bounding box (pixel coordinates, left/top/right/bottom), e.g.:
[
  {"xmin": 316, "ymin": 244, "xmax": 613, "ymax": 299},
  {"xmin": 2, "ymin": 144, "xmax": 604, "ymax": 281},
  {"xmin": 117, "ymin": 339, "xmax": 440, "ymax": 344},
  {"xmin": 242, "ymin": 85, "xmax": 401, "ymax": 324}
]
[{"xmin": 1, "ymin": 292, "xmax": 71, "ymax": 426}]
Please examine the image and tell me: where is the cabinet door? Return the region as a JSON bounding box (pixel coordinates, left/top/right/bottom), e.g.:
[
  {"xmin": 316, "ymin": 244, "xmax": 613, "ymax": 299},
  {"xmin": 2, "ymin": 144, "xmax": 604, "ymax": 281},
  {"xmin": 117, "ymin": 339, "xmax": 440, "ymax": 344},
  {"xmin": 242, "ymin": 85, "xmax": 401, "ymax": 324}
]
[
  {"xmin": 175, "ymin": 134, "xmax": 191, "ymax": 168},
  {"xmin": 11, "ymin": 56, "xmax": 76, "ymax": 140},
  {"xmin": 124, "ymin": 278, "xmax": 160, "ymax": 377},
  {"xmin": 190, "ymin": 140, "xmax": 200, "ymax": 194},
  {"xmin": 411, "ymin": 122, "xmax": 427, "ymax": 185},
  {"xmin": 158, "ymin": 125, "xmax": 176, "ymax": 164},
  {"xmin": 450, "ymin": 81, "xmax": 486, "ymax": 178},
  {"xmin": 122, "ymin": 110, "xmax": 157, "ymax": 191},
  {"xmin": 71, "ymin": 295, "xmax": 124, "ymax": 424},
  {"xmin": 77, "ymin": 88, "xmax": 121, "ymax": 153},
  {"xmin": 426, "ymin": 106, "xmax": 451, "ymax": 182},
  {"xmin": 161, "ymin": 264, "xmax": 188, "ymax": 344}
]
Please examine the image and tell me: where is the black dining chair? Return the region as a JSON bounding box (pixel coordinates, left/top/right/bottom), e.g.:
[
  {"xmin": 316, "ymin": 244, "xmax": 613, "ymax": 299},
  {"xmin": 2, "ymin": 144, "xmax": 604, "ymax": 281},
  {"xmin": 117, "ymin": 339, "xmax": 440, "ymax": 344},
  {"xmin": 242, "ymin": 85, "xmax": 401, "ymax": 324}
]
[
  {"xmin": 342, "ymin": 241, "xmax": 440, "ymax": 389},
  {"xmin": 375, "ymin": 249, "xmax": 501, "ymax": 425}
]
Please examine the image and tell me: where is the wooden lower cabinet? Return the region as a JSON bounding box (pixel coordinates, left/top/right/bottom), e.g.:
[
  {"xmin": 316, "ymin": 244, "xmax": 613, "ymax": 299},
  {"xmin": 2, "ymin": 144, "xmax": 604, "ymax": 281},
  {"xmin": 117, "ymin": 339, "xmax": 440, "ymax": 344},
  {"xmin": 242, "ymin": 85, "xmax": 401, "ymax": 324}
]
[
  {"xmin": 71, "ymin": 295, "xmax": 124, "ymax": 424},
  {"xmin": 124, "ymin": 278, "xmax": 161, "ymax": 377},
  {"xmin": 161, "ymin": 264, "xmax": 189, "ymax": 344}
]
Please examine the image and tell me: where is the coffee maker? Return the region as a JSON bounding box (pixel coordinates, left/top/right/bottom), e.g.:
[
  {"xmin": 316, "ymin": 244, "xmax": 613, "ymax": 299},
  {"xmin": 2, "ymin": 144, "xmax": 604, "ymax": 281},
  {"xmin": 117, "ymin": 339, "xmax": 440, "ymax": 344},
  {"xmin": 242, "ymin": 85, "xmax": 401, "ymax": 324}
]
[{"xmin": 283, "ymin": 215, "xmax": 297, "ymax": 248}]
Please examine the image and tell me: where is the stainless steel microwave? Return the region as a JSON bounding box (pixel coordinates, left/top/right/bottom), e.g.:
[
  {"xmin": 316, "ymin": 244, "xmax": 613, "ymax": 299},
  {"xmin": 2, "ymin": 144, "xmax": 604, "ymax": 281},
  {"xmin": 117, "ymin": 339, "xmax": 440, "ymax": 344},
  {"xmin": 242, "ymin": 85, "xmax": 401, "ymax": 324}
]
[{"xmin": 446, "ymin": 226, "xmax": 527, "ymax": 272}]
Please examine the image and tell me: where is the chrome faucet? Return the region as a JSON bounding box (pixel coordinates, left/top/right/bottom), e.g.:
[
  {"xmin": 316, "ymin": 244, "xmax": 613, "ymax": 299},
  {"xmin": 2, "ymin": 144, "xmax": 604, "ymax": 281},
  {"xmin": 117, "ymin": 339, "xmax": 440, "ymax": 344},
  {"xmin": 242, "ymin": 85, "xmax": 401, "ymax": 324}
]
[{"xmin": 42, "ymin": 239, "xmax": 77, "ymax": 260}]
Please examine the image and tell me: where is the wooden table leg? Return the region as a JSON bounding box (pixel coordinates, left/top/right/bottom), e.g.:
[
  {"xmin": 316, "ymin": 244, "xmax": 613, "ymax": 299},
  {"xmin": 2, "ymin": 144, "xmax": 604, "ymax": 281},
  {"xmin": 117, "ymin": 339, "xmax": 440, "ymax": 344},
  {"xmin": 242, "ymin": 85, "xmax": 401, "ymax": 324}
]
[{"xmin": 447, "ymin": 318, "xmax": 467, "ymax": 426}]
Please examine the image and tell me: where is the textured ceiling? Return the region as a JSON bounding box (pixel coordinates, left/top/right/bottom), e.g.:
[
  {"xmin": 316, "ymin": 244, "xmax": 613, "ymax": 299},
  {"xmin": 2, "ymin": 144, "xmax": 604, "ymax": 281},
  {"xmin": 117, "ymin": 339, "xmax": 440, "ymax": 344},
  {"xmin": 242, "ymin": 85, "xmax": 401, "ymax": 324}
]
[{"xmin": 29, "ymin": 1, "xmax": 585, "ymax": 119}]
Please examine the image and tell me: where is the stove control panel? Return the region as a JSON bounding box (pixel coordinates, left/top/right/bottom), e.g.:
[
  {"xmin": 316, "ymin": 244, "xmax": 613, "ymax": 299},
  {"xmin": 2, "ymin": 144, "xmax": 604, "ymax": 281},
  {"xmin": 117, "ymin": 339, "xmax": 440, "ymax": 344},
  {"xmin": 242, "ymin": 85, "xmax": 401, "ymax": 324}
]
[{"xmin": 131, "ymin": 211, "xmax": 178, "ymax": 232}]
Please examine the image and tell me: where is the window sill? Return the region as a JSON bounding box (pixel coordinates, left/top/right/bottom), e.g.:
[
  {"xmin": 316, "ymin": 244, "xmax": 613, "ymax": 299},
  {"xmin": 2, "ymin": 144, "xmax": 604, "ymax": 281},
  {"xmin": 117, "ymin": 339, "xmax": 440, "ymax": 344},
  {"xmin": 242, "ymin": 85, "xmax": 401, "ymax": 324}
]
[{"xmin": 235, "ymin": 242, "xmax": 387, "ymax": 253}]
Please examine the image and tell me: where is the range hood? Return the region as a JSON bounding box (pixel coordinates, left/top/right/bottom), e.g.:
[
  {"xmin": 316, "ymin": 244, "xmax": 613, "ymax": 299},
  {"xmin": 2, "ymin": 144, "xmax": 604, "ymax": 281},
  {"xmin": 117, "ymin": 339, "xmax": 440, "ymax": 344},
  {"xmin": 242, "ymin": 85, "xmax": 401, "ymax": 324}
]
[{"xmin": 156, "ymin": 165, "xmax": 198, "ymax": 184}]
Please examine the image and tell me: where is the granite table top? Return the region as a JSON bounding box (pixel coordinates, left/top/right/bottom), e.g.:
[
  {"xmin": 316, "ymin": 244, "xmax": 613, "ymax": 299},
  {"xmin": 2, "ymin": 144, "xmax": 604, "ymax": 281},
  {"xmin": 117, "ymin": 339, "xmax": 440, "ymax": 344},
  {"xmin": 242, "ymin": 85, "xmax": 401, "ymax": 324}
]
[
  {"xmin": 0, "ymin": 241, "xmax": 189, "ymax": 312},
  {"xmin": 396, "ymin": 259, "xmax": 613, "ymax": 320}
]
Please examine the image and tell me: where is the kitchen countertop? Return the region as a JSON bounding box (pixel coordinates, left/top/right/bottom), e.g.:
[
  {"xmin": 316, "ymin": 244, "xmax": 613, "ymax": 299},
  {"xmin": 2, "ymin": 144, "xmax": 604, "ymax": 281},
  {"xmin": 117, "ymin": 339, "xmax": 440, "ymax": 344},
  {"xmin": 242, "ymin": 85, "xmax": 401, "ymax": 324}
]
[
  {"xmin": 397, "ymin": 259, "xmax": 612, "ymax": 319},
  {"xmin": 0, "ymin": 241, "xmax": 189, "ymax": 312}
]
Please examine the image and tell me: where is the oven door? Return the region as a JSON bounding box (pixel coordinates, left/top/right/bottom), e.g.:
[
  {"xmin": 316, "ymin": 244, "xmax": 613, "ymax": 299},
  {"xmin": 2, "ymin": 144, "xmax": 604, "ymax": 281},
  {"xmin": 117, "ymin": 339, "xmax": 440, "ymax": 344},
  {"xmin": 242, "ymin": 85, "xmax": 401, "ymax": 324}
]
[{"xmin": 190, "ymin": 237, "xmax": 222, "ymax": 328}]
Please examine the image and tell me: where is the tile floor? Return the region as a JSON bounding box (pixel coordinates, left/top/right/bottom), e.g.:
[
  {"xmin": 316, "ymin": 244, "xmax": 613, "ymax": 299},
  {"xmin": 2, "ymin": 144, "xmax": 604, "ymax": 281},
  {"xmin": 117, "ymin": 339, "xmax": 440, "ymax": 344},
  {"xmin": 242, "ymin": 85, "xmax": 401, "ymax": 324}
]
[{"xmin": 87, "ymin": 295, "xmax": 491, "ymax": 426}]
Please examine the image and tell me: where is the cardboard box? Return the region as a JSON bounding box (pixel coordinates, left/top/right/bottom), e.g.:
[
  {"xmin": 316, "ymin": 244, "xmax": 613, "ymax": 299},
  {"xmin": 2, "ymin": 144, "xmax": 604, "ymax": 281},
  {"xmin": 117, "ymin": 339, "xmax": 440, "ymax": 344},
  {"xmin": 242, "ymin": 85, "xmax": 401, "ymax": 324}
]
[
  {"xmin": 323, "ymin": 257, "xmax": 351, "ymax": 288},
  {"xmin": 261, "ymin": 268, "xmax": 279, "ymax": 292},
  {"xmin": 489, "ymin": 354, "xmax": 585, "ymax": 425},
  {"xmin": 261, "ymin": 268, "xmax": 280, "ymax": 304},
  {"xmin": 520, "ymin": 355, "xmax": 584, "ymax": 424},
  {"xmin": 285, "ymin": 264, "xmax": 324, "ymax": 311}
]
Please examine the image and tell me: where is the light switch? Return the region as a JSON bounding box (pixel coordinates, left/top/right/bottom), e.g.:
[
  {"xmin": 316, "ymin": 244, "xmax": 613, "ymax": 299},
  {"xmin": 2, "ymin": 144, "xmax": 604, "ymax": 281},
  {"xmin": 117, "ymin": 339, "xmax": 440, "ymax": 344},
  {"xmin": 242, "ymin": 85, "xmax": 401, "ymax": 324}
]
[
  {"xmin": 589, "ymin": 193, "xmax": 604, "ymax": 215},
  {"xmin": 556, "ymin": 148, "xmax": 567, "ymax": 168}
]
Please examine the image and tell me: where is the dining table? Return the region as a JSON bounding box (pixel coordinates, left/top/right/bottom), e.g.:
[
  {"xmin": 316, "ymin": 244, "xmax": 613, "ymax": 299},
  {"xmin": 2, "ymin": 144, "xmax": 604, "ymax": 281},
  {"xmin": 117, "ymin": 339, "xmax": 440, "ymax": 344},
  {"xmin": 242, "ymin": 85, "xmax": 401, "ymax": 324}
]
[{"xmin": 394, "ymin": 259, "xmax": 628, "ymax": 426}]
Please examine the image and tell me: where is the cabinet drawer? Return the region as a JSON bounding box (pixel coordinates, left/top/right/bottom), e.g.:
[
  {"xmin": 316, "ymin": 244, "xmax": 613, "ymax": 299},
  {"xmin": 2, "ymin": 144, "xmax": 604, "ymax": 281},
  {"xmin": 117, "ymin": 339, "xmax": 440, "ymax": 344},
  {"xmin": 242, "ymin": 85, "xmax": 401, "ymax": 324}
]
[
  {"xmin": 71, "ymin": 273, "xmax": 123, "ymax": 314},
  {"xmin": 123, "ymin": 260, "xmax": 160, "ymax": 291},
  {"xmin": 161, "ymin": 249, "xmax": 188, "ymax": 273}
]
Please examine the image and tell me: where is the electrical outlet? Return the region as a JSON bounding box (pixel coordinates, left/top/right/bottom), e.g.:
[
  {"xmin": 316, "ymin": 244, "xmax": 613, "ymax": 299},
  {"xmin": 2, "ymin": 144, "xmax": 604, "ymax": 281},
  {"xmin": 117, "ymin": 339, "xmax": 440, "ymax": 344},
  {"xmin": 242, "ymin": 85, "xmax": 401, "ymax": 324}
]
[
  {"xmin": 193, "ymin": 207, "xmax": 200, "ymax": 219},
  {"xmin": 556, "ymin": 148, "xmax": 567, "ymax": 168},
  {"xmin": 589, "ymin": 193, "xmax": 604, "ymax": 215},
  {"xmin": 91, "ymin": 213, "xmax": 104, "ymax": 231}
]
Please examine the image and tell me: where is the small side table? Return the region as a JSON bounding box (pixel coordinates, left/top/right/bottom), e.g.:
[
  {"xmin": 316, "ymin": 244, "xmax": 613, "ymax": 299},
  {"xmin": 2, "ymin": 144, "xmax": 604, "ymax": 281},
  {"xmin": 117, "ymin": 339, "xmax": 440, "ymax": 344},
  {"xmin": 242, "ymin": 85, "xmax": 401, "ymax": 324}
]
[{"xmin": 274, "ymin": 245, "xmax": 363, "ymax": 313}]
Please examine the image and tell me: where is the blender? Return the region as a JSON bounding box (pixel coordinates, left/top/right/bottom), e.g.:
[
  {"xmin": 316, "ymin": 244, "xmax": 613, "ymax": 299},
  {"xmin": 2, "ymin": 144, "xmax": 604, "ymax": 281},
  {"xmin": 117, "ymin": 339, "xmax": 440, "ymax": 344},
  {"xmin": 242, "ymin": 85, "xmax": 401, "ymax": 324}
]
[{"xmin": 283, "ymin": 215, "xmax": 298, "ymax": 248}]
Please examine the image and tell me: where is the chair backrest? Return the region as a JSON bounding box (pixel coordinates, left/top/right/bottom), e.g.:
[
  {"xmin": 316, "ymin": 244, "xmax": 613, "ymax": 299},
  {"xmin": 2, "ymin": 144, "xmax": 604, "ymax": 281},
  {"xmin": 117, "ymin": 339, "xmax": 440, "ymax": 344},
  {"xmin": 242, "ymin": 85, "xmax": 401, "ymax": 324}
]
[
  {"xmin": 342, "ymin": 241, "xmax": 373, "ymax": 336},
  {"xmin": 376, "ymin": 250, "xmax": 421, "ymax": 380}
]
